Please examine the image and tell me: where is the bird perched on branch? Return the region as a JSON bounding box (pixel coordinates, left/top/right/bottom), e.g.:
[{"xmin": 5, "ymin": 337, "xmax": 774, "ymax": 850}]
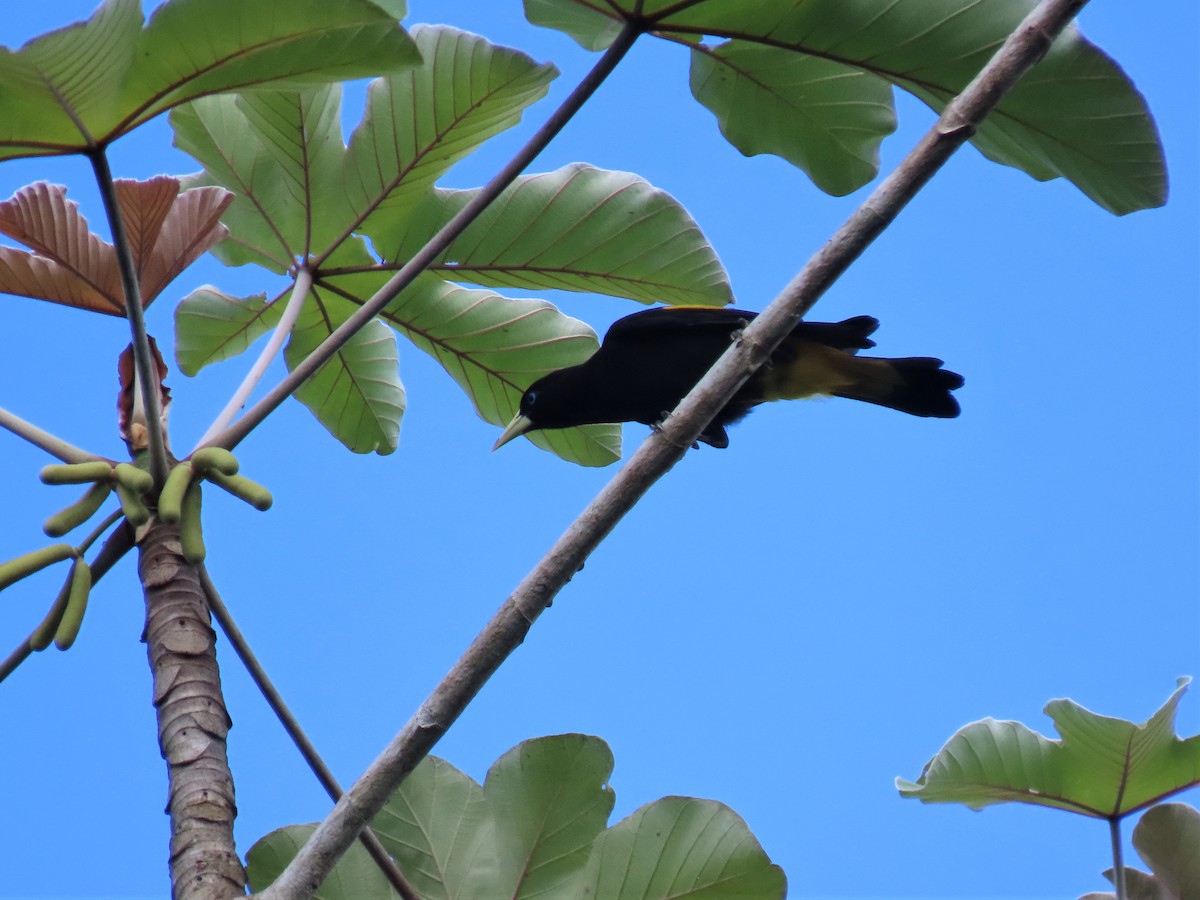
[{"xmin": 493, "ymin": 306, "xmax": 964, "ymax": 451}]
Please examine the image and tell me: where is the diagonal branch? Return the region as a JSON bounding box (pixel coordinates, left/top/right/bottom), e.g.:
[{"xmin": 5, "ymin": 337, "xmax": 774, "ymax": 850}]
[
  {"xmin": 0, "ymin": 405, "xmax": 103, "ymax": 463},
  {"xmin": 253, "ymin": 0, "xmax": 1091, "ymax": 895},
  {"xmin": 203, "ymin": 22, "xmax": 646, "ymax": 454}
]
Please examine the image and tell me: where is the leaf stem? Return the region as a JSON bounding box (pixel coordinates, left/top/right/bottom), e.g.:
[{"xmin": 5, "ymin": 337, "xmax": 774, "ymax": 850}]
[
  {"xmin": 193, "ymin": 268, "xmax": 314, "ymax": 452},
  {"xmin": 88, "ymin": 149, "xmax": 171, "ymax": 486},
  {"xmin": 1110, "ymin": 817, "xmax": 1128, "ymax": 900},
  {"xmin": 0, "ymin": 405, "xmax": 102, "ymax": 463},
  {"xmin": 198, "ymin": 566, "xmax": 419, "ymax": 900},
  {"xmin": 203, "ymin": 20, "xmax": 645, "ymax": 454},
  {"xmin": 254, "ymin": 2, "xmax": 1092, "ymax": 896}
]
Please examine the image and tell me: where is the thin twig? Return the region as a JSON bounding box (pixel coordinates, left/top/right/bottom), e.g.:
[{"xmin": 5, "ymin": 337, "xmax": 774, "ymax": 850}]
[
  {"xmin": 198, "ymin": 566, "xmax": 420, "ymax": 900},
  {"xmin": 1109, "ymin": 817, "xmax": 1128, "ymax": 900},
  {"xmin": 194, "ymin": 270, "xmax": 314, "ymax": 452},
  {"xmin": 254, "ymin": 2, "xmax": 1090, "ymax": 896},
  {"xmin": 0, "ymin": 405, "xmax": 103, "ymax": 463},
  {"xmin": 88, "ymin": 149, "xmax": 171, "ymax": 487},
  {"xmin": 204, "ymin": 21, "xmax": 645, "ymax": 455}
]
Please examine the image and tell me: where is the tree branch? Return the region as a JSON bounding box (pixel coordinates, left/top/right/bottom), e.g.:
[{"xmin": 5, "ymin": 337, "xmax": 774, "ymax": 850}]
[
  {"xmin": 89, "ymin": 149, "xmax": 171, "ymax": 486},
  {"xmin": 204, "ymin": 21, "xmax": 645, "ymax": 454},
  {"xmin": 0, "ymin": 405, "xmax": 103, "ymax": 463},
  {"xmin": 254, "ymin": 1, "xmax": 1090, "ymax": 895},
  {"xmin": 199, "ymin": 566, "xmax": 419, "ymax": 900}
]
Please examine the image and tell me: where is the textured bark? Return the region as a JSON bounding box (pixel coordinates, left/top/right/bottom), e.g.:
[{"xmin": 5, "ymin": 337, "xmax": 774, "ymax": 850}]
[{"xmin": 140, "ymin": 524, "xmax": 245, "ymax": 899}]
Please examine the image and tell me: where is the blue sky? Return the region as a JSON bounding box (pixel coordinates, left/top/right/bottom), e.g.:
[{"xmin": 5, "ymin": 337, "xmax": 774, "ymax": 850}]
[{"xmin": 0, "ymin": 2, "xmax": 1196, "ymax": 898}]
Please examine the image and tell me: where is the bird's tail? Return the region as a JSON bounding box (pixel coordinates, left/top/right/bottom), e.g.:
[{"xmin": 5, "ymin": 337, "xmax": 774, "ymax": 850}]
[{"xmin": 833, "ymin": 356, "xmax": 964, "ymax": 418}]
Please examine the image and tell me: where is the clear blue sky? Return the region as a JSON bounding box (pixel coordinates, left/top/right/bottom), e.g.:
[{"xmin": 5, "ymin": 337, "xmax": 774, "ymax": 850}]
[{"xmin": 0, "ymin": 2, "xmax": 1196, "ymax": 898}]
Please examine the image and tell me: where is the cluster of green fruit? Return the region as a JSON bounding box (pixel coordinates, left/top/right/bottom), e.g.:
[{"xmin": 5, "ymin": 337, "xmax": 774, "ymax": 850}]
[{"xmin": 0, "ymin": 449, "xmax": 271, "ymax": 652}]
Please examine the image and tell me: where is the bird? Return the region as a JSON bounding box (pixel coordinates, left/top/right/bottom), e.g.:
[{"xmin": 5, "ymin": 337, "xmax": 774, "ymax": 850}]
[{"xmin": 493, "ymin": 306, "xmax": 964, "ymax": 451}]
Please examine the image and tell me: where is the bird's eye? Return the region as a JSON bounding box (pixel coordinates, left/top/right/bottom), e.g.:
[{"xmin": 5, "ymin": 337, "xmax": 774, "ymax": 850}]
[{"xmin": 523, "ymin": 390, "xmax": 539, "ymax": 408}]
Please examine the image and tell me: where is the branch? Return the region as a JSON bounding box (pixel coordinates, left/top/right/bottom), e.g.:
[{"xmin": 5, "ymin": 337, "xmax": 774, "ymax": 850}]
[
  {"xmin": 193, "ymin": 268, "xmax": 314, "ymax": 452},
  {"xmin": 0, "ymin": 405, "xmax": 103, "ymax": 463},
  {"xmin": 89, "ymin": 149, "xmax": 171, "ymax": 486},
  {"xmin": 255, "ymin": 1, "xmax": 1090, "ymax": 895},
  {"xmin": 198, "ymin": 566, "xmax": 420, "ymax": 900},
  {"xmin": 204, "ymin": 21, "xmax": 645, "ymax": 454}
]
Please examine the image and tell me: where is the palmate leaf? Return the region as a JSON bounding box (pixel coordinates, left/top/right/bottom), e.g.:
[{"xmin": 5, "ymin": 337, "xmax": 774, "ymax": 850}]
[
  {"xmin": 0, "ymin": 0, "xmax": 417, "ymax": 161},
  {"xmin": 0, "ymin": 178, "xmax": 230, "ymax": 314},
  {"xmin": 284, "ymin": 281, "xmax": 405, "ymax": 456},
  {"xmin": 322, "ymin": 270, "xmax": 620, "ymax": 466},
  {"xmin": 348, "ymin": 25, "xmax": 558, "ymax": 234},
  {"xmin": 245, "ymin": 824, "xmax": 400, "ymax": 899},
  {"xmin": 690, "ymin": 43, "xmax": 896, "ymax": 197},
  {"xmin": 172, "ymin": 26, "xmax": 726, "ymax": 464},
  {"xmin": 525, "ymin": 0, "xmax": 1166, "ymax": 214},
  {"xmin": 897, "ymin": 679, "xmax": 1200, "ymax": 817},
  {"xmin": 369, "ymin": 164, "xmax": 734, "ymax": 307},
  {"xmin": 175, "ymin": 288, "xmax": 282, "ymax": 376},
  {"xmin": 247, "ymin": 735, "xmax": 784, "ymax": 900}
]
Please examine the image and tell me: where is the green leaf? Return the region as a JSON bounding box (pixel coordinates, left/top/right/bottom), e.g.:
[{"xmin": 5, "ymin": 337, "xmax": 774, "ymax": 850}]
[
  {"xmin": 172, "ymin": 86, "xmax": 351, "ymax": 272},
  {"xmin": 483, "ymin": 734, "xmax": 616, "ymax": 897},
  {"xmin": 524, "ymin": 0, "xmax": 624, "ymax": 51},
  {"xmin": 246, "ymin": 823, "xmax": 400, "ymax": 897},
  {"xmin": 348, "ymin": 25, "xmax": 557, "ymax": 234},
  {"xmin": 898, "ymin": 679, "xmax": 1200, "ymax": 817},
  {"xmin": 175, "ymin": 288, "xmax": 282, "ymax": 376},
  {"xmin": 0, "ymin": 0, "xmax": 417, "ymax": 161},
  {"xmin": 1132, "ymin": 804, "xmax": 1200, "ymax": 898},
  {"xmin": 285, "ymin": 290, "xmax": 405, "ymax": 455},
  {"xmin": 527, "ymin": 0, "xmax": 1166, "ymax": 213},
  {"xmin": 374, "ymin": 165, "xmax": 733, "ymax": 307},
  {"xmin": 369, "ymin": 756, "xmax": 494, "ymax": 900},
  {"xmin": 570, "ymin": 796, "xmax": 787, "ymax": 898},
  {"xmin": 248, "ymin": 735, "xmax": 784, "ymax": 900},
  {"xmin": 321, "ymin": 270, "xmax": 621, "ymax": 467},
  {"xmin": 690, "ymin": 42, "xmax": 896, "ymax": 196}
]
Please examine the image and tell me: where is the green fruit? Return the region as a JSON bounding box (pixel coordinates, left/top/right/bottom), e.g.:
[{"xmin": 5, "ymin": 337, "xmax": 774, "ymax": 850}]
[
  {"xmin": 30, "ymin": 571, "xmax": 73, "ymax": 651},
  {"xmin": 190, "ymin": 447, "xmax": 239, "ymax": 477},
  {"xmin": 205, "ymin": 470, "xmax": 273, "ymax": 511},
  {"xmin": 0, "ymin": 544, "xmax": 74, "ymax": 591},
  {"xmin": 43, "ymin": 481, "xmax": 112, "ymax": 537},
  {"xmin": 39, "ymin": 461, "xmax": 113, "ymax": 485},
  {"xmin": 180, "ymin": 482, "xmax": 205, "ymax": 565},
  {"xmin": 53, "ymin": 558, "xmax": 92, "ymax": 650},
  {"xmin": 113, "ymin": 462, "xmax": 154, "ymax": 495},
  {"xmin": 158, "ymin": 462, "xmax": 195, "ymax": 524},
  {"xmin": 114, "ymin": 480, "xmax": 151, "ymax": 527}
]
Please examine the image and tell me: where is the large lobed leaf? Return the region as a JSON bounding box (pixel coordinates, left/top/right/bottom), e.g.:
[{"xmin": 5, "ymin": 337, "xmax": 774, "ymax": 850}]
[
  {"xmin": 898, "ymin": 679, "xmax": 1200, "ymax": 817},
  {"xmin": 0, "ymin": 178, "xmax": 230, "ymax": 315},
  {"xmin": 172, "ymin": 26, "xmax": 730, "ymax": 464},
  {"xmin": 246, "ymin": 734, "xmax": 785, "ymax": 899},
  {"xmin": 321, "ymin": 271, "xmax": 622, "ymax": 467},
  {"xmin": 526, "ymin": 0, "xmax": 1167, "ymax": 214},
  {"xmin": 368, "ymin": 164, "xmax": 734, "ymax": 308},
  {"xmin": 0, "ymin": 0, "xmax": 417, "ymax": 160}
]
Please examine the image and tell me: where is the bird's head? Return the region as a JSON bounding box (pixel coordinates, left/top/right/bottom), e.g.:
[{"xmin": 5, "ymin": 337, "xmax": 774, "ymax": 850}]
[{"xmin": 492, "ymin": 368, "xmax": 588, "ymax": 451}]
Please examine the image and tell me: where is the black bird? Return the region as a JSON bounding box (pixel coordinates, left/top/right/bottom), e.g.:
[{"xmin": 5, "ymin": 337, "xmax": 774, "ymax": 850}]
[{"xmin": 493, "ymin": 306, "xmax": 964, "ymax": 450}]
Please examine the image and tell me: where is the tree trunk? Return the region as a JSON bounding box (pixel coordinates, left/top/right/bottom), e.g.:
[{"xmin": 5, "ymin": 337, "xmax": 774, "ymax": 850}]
[{"xmin": 140, "ymin": 523, "xmax": 245, "ymax": 899}]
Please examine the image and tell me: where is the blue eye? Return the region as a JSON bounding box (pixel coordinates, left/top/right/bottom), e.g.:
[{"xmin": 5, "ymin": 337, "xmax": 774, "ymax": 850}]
[{"xmin": 524, "ymin": 390, "xmax": 539, "ymax": 406}]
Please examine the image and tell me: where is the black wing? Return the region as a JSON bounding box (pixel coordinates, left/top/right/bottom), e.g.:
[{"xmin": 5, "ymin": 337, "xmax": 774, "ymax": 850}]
[{"xmin": 603, "ymin": 306, "xmax": 878, "ymax": 352}]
